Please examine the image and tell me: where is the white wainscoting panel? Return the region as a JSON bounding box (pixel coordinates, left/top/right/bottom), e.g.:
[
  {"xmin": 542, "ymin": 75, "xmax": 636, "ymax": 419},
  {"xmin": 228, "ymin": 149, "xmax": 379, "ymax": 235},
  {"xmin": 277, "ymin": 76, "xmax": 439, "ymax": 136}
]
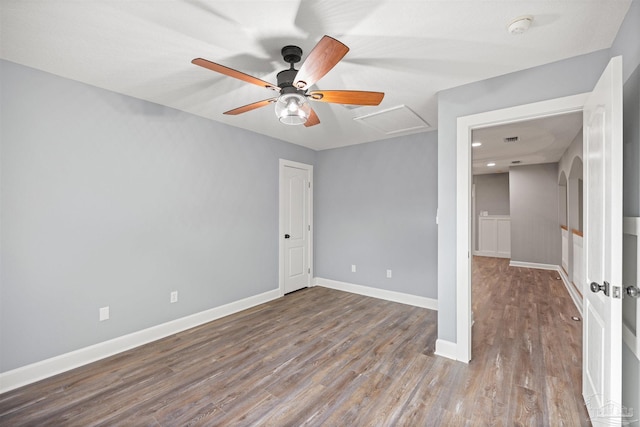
[
  {"xmin": 561, "ymin": 227, "xmax": 569, "ymax": 273},
  {"xmin": 572, "ymin": 232, "xmax": 584, "ymax": 295},
  {"xmin": 477, "ymin": 215, "xmax": 511, "ymax": 258}
]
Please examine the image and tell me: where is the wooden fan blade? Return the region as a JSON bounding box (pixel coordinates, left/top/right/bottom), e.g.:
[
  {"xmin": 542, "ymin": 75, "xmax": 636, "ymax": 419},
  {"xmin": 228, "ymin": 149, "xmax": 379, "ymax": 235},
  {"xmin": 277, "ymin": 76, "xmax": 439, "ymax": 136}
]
[
  {"xmin": 304, "ymin": 108, "xmax": 320, "ymax": 127},
  {"xmin": 294, "ymin": 36, "xmax": 349, "ymax": 90},
  {"xmin": 309, "ymin": 90, "xmax": 384, "ymax": 106},
  {"xmin": 224, "ymin": 98, "xmax": 277, "ymax": 115},
  {"xmin": 192, "ymin": 58, "xmax": 279, "ymax": 90}
]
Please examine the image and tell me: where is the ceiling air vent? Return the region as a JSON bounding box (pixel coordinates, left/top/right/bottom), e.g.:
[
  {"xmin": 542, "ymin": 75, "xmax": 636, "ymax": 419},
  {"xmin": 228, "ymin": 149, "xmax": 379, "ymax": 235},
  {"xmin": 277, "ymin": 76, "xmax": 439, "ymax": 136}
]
[{"xmin": 504, "ymin": 136, "xmax": 519, "ymax": 143}]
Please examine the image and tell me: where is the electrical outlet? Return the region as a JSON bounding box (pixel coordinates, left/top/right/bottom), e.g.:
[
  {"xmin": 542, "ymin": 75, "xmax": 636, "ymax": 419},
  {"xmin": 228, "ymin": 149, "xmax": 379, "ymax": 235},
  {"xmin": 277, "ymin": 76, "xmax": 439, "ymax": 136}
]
[
  {"xmin": 170, "ymin": 291, "xmax": 178, "ymax": 303},
  {"xmin": 386, "ymin": 269, "xmax": 392, "ymax": 278},
  {"xmin": 99, "ymin": 306, "xmax": 109, "ymax": 321},
  {"xmin": 351, "ymin": 264, "xmax": 356, "ymax": 273}
]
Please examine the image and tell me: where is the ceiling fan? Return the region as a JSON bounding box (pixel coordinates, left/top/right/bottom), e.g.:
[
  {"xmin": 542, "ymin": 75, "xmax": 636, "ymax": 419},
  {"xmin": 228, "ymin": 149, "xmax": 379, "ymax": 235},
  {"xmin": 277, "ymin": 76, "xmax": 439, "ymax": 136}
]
[{"xmin": 191, "ymin": 35, "xmax": 384, "ymax": 127}]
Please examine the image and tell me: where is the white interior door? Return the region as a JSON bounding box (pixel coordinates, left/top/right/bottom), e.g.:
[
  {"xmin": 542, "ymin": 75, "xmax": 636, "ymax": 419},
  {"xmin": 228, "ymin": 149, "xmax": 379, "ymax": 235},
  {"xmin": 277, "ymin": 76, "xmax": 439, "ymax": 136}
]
[
  {"xmin": 582, "ymin": 56, "xmax": 623, "ymax": 426},
  {"xmin": 279, "ymin": 160, "xmax": 312, "ymax": 294}
]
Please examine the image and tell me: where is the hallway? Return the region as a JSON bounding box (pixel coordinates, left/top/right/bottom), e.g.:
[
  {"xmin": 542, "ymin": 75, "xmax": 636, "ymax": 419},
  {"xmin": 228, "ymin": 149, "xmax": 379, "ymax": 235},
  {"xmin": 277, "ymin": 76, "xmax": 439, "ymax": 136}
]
[{"xmin": 471, "ymin": 256, "xmax": 589, "ymax": 425}]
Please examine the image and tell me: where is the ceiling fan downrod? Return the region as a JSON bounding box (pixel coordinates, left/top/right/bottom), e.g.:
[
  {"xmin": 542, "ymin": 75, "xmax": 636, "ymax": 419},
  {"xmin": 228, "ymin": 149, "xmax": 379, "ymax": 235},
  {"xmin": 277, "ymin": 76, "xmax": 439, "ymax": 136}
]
[{"xmin": 277, "ymin": 45, "xmax": 303, "ymax": 90}]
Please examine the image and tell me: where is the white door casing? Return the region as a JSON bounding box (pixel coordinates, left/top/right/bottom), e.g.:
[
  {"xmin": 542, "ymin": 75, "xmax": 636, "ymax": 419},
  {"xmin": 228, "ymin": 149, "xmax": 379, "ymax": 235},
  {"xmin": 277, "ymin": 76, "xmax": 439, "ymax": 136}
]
[
  {"xmin": 582, "ymin": 56, "xmax": 623, "ymax": 425},
  {"xmin": 279, "ymin": 160, "xmax": 312, "ymax": 295},
  {"xmin": 454, "ymin": 93, "xmax": 588, "ymax": 363}
]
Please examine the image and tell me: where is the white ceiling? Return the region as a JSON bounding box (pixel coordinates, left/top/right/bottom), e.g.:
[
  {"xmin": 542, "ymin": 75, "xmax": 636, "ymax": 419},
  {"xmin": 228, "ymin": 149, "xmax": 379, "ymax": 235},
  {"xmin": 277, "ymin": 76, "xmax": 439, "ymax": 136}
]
[
  {"xmin": 0, "ymin": 1, "xmax": 631, "ymax": 151},
  {"xmin": 472, "ymin": 111, "xmax": 583, "ymax": 175}
]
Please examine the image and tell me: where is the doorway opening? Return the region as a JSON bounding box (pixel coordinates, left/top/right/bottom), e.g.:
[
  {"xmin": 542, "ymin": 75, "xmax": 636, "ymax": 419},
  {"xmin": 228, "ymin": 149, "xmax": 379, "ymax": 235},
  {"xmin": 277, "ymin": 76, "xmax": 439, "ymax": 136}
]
[
  {"xmin": 455, "ymin": 93, "xmax": 589, "ymax": 362},
  {"xmin": 470, "ymin": 110, "xmax": 584, "ymax": 315}
]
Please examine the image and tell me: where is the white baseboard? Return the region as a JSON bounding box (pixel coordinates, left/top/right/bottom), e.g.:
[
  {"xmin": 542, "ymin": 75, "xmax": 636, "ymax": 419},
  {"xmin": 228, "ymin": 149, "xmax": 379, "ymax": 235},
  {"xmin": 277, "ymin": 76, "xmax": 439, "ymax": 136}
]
[
  {"xmin": 314, "ymin": 277, "xmax": 437, "ymax": 311},
  {"xmin": 0, "ymin": 289, "xmax": 281, "ymax": 394},
  {"xmin": 557, "ymin": 268, "xmax": 583, "ymax": 316},
  {"xmin": 434, "ymin": 339, "xmax": 458, "ymax": 360},
  {"xmin": 509, "ymin": 260, "xmax": 559, "ymax": 271}
]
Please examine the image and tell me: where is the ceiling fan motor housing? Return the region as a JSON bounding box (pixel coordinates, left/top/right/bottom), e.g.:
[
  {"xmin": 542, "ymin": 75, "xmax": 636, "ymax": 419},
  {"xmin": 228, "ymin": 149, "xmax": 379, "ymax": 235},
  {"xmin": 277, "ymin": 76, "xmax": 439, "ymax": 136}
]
[
  {"xmin": 277, "ymin": 69, "xmax": 300, "ymax": 90},
  {"xmin": 281, "ymin": 45, "xmax": 302, "ymax": 65}
]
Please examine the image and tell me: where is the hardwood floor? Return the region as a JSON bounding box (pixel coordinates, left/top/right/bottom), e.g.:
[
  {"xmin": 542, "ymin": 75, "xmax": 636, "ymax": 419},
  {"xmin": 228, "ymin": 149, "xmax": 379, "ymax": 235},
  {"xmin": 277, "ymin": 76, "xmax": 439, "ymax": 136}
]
[{"xmin": 0, "ymin": 257, "xmax": 590, "ymax": 426}]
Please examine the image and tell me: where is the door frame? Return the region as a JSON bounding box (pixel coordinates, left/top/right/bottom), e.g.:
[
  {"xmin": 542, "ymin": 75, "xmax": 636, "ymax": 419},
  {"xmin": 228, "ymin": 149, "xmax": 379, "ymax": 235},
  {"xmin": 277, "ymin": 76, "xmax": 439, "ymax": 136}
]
[
  {"xmin": 278, "ymin": 159, "xmax": 313, "ymax": 296},
  {"xmin": 455, "ymin": 93, "xmax": 589, "ymax": 362}
]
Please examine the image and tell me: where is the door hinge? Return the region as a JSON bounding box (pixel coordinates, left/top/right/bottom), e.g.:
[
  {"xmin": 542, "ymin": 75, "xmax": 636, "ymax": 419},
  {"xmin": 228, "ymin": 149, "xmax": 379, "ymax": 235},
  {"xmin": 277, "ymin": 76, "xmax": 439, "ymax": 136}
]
[
  {"xmin": 308, "ymin": 225, "xmax": 311, "ymax": 231},
  {"xmin": 308, "ymin": 268, "xmax": 311, "ymax": 274},
  {"xmin": 308, "ymin": 182, "xmax": 311, "ymax": 188}
]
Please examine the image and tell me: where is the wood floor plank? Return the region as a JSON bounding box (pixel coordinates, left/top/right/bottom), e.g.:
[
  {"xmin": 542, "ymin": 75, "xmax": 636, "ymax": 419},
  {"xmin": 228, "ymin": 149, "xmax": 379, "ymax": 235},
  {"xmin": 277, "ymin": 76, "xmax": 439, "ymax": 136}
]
[
  {"xmin": 366, "ymin": 353, "xmax": 436, "ymax": 425},
  {"xmin": 511, "ymin": 385, "xmax": 545, "ymax": 426},
  {"xmin": 0, "ymin": 257, "xmax": 592, "ymax": 426}
]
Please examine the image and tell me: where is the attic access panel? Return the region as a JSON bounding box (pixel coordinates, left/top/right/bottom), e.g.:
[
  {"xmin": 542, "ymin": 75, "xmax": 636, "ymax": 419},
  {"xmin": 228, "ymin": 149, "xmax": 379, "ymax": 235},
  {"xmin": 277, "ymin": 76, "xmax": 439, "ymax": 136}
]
[{"xmin": 353, "ymin": 105, "xmax": 430, "ymax": 135}]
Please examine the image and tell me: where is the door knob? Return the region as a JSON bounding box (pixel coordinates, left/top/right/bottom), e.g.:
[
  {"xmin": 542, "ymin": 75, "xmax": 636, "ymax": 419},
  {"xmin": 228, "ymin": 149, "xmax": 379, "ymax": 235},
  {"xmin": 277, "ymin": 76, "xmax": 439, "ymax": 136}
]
[
  {"xmin": 284, "ymin": 234, "xmax": 290, "ymax": 239},
  {"xmin": 627, "ymin": 286, "xmax": 640, "ymax": 298},
  {"xmin": 590, "ymin": 281, "xmax": 610, "ymax": 296}
]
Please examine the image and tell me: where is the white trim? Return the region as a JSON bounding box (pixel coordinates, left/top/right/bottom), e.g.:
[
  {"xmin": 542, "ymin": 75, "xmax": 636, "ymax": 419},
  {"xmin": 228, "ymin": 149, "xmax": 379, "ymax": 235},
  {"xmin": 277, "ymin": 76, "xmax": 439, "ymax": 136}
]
[
  {"xmin": 456, "ymin": 93, "xmax": 589, "ymax": 363},
  {"xmin": 557, "ymin": 265, "xmax": 583, "ymax": 317},
  {"xmin": 509, "ymin": 260, "xmax": 560, "ymax": 271},
  {"xmin": 456, "ymin": 113, "xmax": 473, "ymax": 363},
  {"xmin": 314, "ymin": 277, "xmax": 438, "ymax": 311},
  {"xmin": 434, "ymin": 339, "xmax": 458, "ymax": 360},
  {"xmin": 0, "ymin": 289, "xmax": 280, "ymax": 394},
  {"xmin": 279, "ymin": 159, "xmax": 313, "ymax": 296}
]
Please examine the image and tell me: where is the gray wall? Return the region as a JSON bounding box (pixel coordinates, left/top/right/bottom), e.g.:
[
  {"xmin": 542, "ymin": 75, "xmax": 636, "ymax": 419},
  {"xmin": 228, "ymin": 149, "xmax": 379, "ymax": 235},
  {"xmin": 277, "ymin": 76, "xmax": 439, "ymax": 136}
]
[
  {"xmin": 0, "ymin": 60, "xmax": 316, "ymax": 372},
  {"xmin": 614, "ymin": 2, "xmax": 640, "ymax": 423},
  {"xmin": 619, "ymin": 3, "xmax": 640, "ymax": 422},
  {"xmin": 473, "ymin": 173, "xmax": 510, "ymax": 251},
  {"xmin": 621, "ymin": 39, "xmax": 640, "ymax": 343},
  {"xmin": 509, "ymin": 163, "xmax": 561, "ymax": 265},
  {"xmin": 622, "ymin": 54, "xmax": 640, "ymax": 219},
  {"xmin": 437, "ymin": 49, "xmax": 611, "ymax": 342},
  {"xmin": 314, "ymin": 132, "xmax": 438, "ymax": 298},
  {"xmin": 474, "ymin": 173, "xmax": 510, "ymax": 216}
]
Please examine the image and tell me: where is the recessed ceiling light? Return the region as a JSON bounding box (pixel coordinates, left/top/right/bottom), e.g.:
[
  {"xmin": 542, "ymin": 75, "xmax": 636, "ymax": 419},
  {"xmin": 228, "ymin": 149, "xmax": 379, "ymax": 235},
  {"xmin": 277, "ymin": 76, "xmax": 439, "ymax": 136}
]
[
  {"xmin": 472, "ymin": 142, "xmax": 482, "ymax": 147},
  {"xmin": 508, "ymin": 16, "xmax": 533, "ymax": 35},
  {"xmin": 487, "ymin": 162, "xmax": 496, "ymax": 167}
]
